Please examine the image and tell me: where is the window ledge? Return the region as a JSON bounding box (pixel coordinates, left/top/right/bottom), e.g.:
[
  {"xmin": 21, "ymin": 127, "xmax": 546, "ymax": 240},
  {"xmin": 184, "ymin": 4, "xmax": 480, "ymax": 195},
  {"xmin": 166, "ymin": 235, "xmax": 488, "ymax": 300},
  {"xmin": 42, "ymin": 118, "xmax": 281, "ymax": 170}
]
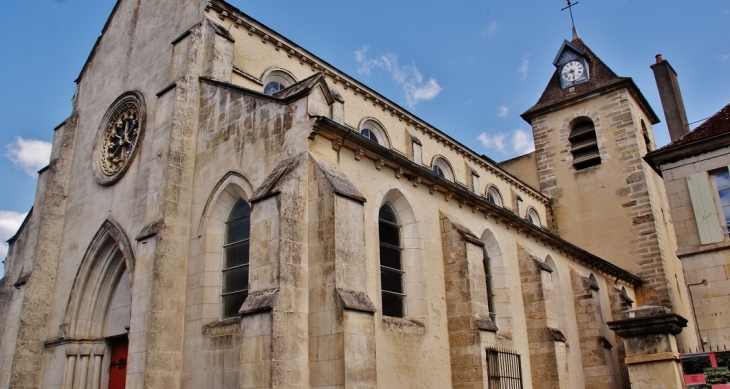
[
  {"xmin": 382, "ymin": 316, "xmax": 425, "ymax": 335},
  {"xmin": 677, "ymin": 239, "xmax": 730, "ymax": 258},
  {"xmin": 202, "ymin": 317, "xmax": 241, "ymax": 337}
]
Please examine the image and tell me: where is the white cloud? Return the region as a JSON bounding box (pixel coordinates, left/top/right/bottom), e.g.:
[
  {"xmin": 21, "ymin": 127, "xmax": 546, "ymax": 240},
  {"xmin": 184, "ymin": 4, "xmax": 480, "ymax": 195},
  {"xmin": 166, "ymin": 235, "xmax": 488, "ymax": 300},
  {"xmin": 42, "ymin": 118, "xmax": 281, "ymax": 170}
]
[
  {"xmin": 0, "ymin": 211, "xmax": 27, "ymax": 261},
  {"xmin": 498, "ymin": 105, "xmax": 509, "ymax": 118},
  {"xmin": 477, "ymin": 128, "xmax": 534, "ymax": 155},
  {"xmin": 722, "ymin": 53, "xmax": 730, "ymax": 61},
  {"xmin": 483, "ymin": 21, "xmax": 499, "ymax": 38},
  {"xmin": 354, "ymin": 46, "xmax": 442, "ymax": 107},
  {"xmin": 477, "ymin": 132, "xmax": 506, "ymax": 152},
  {"xmin": 723, "ymin": 9, "xmax": 730, "ymax": 15},
  {"xmin": 511, "ymin": 129, "xmax": 535, "ymax": 154},
  {"xmin": 518, "ymin": 54, "xmax": 530, "ymax": 81},
  {"xmin": 5, "ymin": 137, "xmax": 52, "ymax": 177}
]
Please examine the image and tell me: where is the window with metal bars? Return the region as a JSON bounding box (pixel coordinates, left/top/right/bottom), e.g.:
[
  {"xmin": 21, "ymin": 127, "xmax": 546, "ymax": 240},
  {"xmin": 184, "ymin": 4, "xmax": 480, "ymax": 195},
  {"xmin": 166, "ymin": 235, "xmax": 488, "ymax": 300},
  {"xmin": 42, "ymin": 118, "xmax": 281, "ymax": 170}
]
[
  {"xmin": 486, "ymin": 348, "xmax": 524, "ymax": 389},
  {"xmin": 378, "ymin": 204, "xmax": 405, "ymax": 317},
  {"xmin": 222, "ymin": 199, "xmax": 251, "ymax": 318},
  {"xmin": 569, "ymin": 117, "xmax": 601, "ymax": 170}
]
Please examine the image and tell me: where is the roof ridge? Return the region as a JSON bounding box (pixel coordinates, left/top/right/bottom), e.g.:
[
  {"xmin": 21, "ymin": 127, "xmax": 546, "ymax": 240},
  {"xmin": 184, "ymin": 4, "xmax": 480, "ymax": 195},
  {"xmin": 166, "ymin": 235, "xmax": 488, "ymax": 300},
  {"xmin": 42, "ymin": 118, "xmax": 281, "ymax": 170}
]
[{"xmin": 650, "ymin": 102, "xmax": 730, "ymax": 153}]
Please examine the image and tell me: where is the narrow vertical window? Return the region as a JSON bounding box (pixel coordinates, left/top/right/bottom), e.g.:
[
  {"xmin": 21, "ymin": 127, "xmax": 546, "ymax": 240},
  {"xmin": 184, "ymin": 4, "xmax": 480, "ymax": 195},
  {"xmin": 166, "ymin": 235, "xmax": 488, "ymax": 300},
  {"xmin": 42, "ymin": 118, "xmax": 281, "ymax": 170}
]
[
  {"xmin": 527, "ymin": 208, "xmax": 541, "ymax": 226},
  {"xmin": 379, "ymin": 204, "xmax": 405, "ymax": 317},
  {"xmin": 483, "ymin": 247, "xmax": 496, "ymax": 322},
  {"xmin": 433, "ymin": 165, "xmax": 445, "ymax": 178},
  {"xmin": 641, "ymin": 120, "xmax": 653, "ymax": 153},
  {"xmin": 222, "ymin": 199, "xmax": 251, "ymax": 318},
  {"xmin": 713, "ymin": 170, "xmax": 730, "ymax": 234}
]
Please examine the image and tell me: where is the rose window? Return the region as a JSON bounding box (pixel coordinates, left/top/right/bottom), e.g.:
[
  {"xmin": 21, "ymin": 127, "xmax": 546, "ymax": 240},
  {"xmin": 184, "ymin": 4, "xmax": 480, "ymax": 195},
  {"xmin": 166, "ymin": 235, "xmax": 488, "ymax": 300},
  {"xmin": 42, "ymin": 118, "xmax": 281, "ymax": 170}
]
[{"xmin": 100, "ymin": 102, "xmax": 140, "ymax": 176}]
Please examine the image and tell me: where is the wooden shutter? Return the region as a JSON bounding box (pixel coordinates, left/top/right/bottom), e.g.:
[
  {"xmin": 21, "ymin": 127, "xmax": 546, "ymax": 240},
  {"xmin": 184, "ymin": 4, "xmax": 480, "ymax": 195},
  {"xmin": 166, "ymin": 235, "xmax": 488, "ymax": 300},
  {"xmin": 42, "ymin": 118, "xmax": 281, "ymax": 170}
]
[{"xmin": 687, "ymin": 172, "xmax": 724, "ymax": 244}]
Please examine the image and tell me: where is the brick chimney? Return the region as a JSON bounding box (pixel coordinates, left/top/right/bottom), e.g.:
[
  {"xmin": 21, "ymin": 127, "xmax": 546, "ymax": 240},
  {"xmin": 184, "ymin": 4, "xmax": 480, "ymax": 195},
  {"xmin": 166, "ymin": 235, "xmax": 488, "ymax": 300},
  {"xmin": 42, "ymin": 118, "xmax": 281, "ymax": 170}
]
[{"xmin": 651, "ymin": 54, "xmax": 689, "ymax": 142}]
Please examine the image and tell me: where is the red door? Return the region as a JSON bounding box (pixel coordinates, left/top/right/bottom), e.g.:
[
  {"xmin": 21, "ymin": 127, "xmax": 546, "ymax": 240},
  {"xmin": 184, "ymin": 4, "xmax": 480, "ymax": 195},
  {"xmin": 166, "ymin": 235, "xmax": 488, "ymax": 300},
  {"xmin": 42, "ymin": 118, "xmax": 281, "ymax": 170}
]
[{"xmin": 109, "ymin": 337, "xmax": 128, "ymax": 389}]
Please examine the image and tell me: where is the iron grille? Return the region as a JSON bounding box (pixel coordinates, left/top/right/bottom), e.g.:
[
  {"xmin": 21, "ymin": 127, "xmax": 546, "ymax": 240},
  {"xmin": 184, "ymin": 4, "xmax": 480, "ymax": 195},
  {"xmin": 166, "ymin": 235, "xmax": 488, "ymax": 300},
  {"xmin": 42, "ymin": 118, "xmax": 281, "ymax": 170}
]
[{"xmin": 486, "ymin": 347, "xmax": 523, "ymax": 389}]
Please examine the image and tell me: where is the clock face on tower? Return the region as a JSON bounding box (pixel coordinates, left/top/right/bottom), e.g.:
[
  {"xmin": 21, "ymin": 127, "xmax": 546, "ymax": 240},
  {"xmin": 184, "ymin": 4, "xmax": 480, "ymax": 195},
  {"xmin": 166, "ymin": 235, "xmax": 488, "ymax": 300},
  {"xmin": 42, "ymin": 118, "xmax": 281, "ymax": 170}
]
[{"xmin": 560, "ymin": 59, "xmax": 588, "ymax": 88}]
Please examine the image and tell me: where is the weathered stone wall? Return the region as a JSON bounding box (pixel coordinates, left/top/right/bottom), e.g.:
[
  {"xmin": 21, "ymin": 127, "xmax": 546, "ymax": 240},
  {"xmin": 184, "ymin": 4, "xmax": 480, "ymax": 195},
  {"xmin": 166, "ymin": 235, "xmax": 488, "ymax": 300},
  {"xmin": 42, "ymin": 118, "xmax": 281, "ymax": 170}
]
[
  {"xmin": 439, "ymin": 213, "xmax": 497, "ymax": 389},
  {"xmin": 569, "ymin": 269, "xmax": 615, "ymax": 389},
  {"xmin": 608, "ymin": 285, "xmax": 632, "ymax": 388},
  {"xmin": 182, "ymin": 67, "xmax": 314, "ymax": 387},
  {"xmin": 517, "ymin": 245, "xmax": 569, "ymax": 389},
  {"xmin": 307, "ymin": 155, "xmax": 376, "ymax": 388},
  {"xmin": 1, "ymin": 109, "xmax": 78, "ymax": 389}
]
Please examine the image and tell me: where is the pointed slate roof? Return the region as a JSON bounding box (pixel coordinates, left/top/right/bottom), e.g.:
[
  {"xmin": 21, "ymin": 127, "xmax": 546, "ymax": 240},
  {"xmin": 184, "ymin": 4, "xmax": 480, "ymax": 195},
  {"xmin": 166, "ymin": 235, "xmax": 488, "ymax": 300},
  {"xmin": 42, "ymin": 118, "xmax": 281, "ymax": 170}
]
[
  {"xmin": 646, "ymin": 102, "xmax": 730, "ymax": 167},
  {"xmin": 522, "ymin": 38, "xmax": 659, "ymax": 124}
]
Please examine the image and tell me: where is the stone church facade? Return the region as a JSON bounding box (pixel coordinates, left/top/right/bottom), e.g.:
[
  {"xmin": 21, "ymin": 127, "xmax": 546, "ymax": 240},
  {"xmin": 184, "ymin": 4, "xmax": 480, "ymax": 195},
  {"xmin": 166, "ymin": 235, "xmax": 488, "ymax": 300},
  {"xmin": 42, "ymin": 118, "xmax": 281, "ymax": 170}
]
[{"xmin": 0, "ymin": 1, "xmax": 697, "ymax": 388}]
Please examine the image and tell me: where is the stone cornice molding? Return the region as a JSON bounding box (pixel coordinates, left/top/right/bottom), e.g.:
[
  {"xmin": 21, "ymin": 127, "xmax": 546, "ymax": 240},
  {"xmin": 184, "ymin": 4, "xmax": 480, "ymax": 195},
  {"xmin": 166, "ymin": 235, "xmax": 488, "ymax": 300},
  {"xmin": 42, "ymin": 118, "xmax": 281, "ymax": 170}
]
[
  {"xmin": 313, "ymin": 116, "xmax": 643, "ymax": 286},
  {"xmin": 521, "ymin": 78, "xmax": 659, "ymax": 125}
]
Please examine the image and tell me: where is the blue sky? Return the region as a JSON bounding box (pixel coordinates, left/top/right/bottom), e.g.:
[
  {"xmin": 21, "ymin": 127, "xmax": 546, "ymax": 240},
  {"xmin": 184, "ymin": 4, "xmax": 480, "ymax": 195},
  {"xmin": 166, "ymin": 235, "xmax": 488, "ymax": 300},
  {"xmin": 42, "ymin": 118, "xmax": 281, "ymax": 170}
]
[{"xmin": 1, "ymin": 1, "xmax": 729, "ymax": 273}]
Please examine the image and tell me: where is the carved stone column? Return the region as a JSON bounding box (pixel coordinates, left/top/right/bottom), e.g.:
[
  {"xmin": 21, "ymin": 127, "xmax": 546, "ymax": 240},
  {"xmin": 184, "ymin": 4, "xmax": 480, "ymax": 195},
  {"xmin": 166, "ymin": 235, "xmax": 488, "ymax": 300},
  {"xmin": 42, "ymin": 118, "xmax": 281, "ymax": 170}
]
[{"xmin": 607, "ymin": 306, "xmax": 688, "ymax": 389}]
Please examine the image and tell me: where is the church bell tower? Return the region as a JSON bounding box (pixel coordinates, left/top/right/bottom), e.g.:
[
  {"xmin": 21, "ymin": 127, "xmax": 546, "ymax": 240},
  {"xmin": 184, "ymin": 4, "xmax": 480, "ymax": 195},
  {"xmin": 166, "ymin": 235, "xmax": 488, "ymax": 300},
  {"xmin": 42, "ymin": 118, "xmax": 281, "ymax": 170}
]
[{"xmin": 519, "ymin": 31, "xmax": 697, "ymax": 348}]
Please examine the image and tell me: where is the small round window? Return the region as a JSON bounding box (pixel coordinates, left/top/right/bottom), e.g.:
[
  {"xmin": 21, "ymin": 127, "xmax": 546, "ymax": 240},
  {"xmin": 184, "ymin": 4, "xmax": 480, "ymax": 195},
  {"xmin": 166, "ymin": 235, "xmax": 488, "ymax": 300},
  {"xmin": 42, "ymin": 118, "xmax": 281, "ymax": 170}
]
[
  {"xmin": 263, "ymin": 69, "xmax": 296, "ymax": 95},
  {"xmin": 92, "ymin": 92, "xmax": 146, "ymax": 186}
]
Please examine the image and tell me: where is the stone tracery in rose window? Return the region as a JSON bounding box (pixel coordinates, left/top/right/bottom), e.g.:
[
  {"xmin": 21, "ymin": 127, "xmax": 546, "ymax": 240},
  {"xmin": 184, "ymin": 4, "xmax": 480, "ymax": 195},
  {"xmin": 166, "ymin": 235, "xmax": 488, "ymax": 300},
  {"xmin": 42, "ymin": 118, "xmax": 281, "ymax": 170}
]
[{"xmin": 100, "ymin": 102, "xmax": 140, "ymax": 176}]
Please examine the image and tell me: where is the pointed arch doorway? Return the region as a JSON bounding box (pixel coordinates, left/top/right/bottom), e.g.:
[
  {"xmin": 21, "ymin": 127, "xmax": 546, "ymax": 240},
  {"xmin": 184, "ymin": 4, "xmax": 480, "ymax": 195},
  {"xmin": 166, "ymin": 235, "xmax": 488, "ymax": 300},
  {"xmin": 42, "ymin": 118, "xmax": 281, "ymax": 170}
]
[{"xmin": 61, "ymin": 220, "xmax": 134, "ymax": 389}]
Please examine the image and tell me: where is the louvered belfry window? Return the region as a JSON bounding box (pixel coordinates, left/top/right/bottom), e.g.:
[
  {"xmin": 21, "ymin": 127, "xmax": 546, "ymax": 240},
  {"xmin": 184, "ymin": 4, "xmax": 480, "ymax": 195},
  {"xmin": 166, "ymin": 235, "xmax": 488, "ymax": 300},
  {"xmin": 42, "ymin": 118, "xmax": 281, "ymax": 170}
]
[{"xmin": 569, "ymin": 117, "xmax": 601, "ymax": 170}]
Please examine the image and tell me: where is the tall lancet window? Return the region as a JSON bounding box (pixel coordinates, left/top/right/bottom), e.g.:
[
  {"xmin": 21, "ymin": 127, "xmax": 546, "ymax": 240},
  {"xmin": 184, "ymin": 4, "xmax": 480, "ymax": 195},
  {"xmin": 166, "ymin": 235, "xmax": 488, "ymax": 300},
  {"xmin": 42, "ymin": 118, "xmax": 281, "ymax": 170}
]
[
  {"xmin": 483, "ymin": 247, "xmax": 496, "ymax": 322},
  {"xmin": 379, "ymin": 204, "xmax": 405, "ymax": 317},
  {"xmin": 222, "ymin": 199, "xmax": 251, "ymax": 318}
]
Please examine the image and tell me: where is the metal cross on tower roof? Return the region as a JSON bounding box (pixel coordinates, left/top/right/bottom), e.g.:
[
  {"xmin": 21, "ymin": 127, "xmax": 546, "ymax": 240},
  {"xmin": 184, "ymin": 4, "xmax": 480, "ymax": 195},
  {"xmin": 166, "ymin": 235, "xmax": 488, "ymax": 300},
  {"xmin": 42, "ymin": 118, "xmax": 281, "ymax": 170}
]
[{"xmin": 561, "ymin": 0, "xmax": 579, "ymax": 30}]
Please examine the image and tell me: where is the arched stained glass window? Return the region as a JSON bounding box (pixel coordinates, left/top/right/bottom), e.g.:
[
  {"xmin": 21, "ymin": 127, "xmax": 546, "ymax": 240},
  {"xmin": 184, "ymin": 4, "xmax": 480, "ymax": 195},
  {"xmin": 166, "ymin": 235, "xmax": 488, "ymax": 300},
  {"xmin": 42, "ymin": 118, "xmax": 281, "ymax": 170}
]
[
  {"xmin": 222, "ymin": 199, "xmax": 251, "ymax": 318},
  {"xmin": 379, "ymin": 204, "xmax": 405, "ymax": 317}
]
